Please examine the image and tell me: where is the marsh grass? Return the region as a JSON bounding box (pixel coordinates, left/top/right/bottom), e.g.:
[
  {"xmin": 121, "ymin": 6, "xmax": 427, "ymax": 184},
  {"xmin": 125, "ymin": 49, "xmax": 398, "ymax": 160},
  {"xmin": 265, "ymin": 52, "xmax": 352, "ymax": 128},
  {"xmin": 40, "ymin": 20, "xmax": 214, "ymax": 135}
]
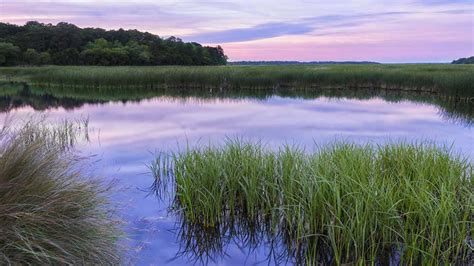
[
  {"xmin": 153, "ymin": 140, "xmax": 473, "ymax": 264},
  {"xmin": 0, "ymin": 119, "xmax": 121, "ymax": 264},
  {"xmin": 0, "ymin": 82, "xmax": 24, "ymax": 96},
  {"xmin": 1, "ymin": 64, "xmax": 473, "ymax": 96}
]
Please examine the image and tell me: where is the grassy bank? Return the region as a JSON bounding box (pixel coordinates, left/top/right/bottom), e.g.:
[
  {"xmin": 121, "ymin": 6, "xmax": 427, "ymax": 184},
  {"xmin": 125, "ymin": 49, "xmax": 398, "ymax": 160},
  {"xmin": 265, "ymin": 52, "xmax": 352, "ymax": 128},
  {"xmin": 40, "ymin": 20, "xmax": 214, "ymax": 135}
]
[
  {"xmin": 0, "ymin": 64, "xmax": 473, "ymax": 96},
  {"xmin": 153, "ymin": 141, "xmax": 473, "ymax": 264},
  {"xmin": 0, "ymin": 120, "xmax": 121, "ymax": 264}
]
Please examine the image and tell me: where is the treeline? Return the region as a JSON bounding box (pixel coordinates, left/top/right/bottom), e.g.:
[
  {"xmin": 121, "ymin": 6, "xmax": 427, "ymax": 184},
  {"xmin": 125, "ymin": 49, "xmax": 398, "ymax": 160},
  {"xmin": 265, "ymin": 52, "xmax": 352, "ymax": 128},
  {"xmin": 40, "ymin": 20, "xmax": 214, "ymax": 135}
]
[
  {"xmin": 0, "ymin": 21, "xmax": 227, "ymax": 66},
  {"xmin": 452, "ymin": 56, "xmax": 474, "ymax": 64}
]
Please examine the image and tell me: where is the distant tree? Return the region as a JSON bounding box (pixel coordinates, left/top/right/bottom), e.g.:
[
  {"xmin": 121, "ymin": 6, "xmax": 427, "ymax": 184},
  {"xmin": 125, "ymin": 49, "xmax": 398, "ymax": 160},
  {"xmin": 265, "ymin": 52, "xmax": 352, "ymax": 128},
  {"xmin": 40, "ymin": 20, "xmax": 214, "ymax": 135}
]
[
  {"xmin": 20, "ymin": 21, "xmax": 53, "ymax": 52},
  {"xmin": 206, "ymin": 45, "xmax": 227, "ymax": 65},
  {"xmin": 125, "ymin": 41, "xmax": 152, "ymax": 65},
  {"xmin": 80, "ymin": 38, "xmax": 130, "ymax": 66},
  {"xmin": 166, "ymin": 36, "xmax": 182, "ymax": 43},
  {"xmin": 49, "ymin": 22, "xmax": 82, "ymax": 52},
  {"xmin": 39, "ymin": 52, "xmax": 51, "ymax": 65},
  {"xmin": 452, "ymin": 56, "xmax": 474, "ymax": 64},
  {"xmin": 52, "ymin": 48, "xmax": 79, "ymax": 65},
  {"xmin": 0, "ymin": 42, "xmax": 21, "ymax": 66},
  {"xmin": 0, "ymin": 23, "xmax": 22, "ymax": 43},
  {"xmin": 23, "ymin": 48, "xmax": 41, "ymax": 65}
]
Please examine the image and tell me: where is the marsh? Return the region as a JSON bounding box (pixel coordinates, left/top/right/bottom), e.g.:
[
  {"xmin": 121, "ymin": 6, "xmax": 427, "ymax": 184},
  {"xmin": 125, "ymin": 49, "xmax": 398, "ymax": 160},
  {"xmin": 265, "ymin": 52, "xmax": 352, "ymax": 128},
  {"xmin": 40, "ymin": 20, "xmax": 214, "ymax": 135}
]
[{"xmin": 0, "ymin": 77, "xmax": 472, "ymax": 264}]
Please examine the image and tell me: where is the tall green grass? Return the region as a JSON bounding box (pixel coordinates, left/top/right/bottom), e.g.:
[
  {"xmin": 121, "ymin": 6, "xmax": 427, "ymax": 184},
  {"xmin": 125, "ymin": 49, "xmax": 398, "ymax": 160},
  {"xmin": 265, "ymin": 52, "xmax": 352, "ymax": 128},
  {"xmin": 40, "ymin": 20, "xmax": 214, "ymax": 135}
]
[
  {"xmin": 153, "ymin": 140, "xmax": 473, "ymax": 264},
  {"xmin": 1, "ymin": 64, "xmax": 473, "ymax": 96},
  {"xmin": 0, "ymin": 120, "xmax": 121, "ymax": 264}
]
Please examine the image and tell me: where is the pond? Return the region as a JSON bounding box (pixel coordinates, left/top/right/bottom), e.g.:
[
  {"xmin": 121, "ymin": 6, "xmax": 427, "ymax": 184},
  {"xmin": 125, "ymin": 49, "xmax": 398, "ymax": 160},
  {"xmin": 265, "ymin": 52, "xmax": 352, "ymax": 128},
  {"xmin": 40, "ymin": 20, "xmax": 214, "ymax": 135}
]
[{"xmin": 0, "ymin": 84, "xmax": 472, "ymax": 265}]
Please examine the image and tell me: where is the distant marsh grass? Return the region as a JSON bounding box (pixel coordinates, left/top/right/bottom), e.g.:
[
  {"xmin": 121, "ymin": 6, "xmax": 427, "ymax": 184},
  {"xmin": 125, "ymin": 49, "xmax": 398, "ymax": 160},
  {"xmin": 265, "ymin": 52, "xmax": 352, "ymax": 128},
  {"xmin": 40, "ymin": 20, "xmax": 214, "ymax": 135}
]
[
  {"xmin": 153, "ymin": 140, "xmax": 473, "ymax": 264},
  {"xmin": 1, "ymin": 64, "xmax": 473, "ymax": 96},
  {"xmin": 0, "ymin": 120, "xmax": 121, "ymax": 264}
]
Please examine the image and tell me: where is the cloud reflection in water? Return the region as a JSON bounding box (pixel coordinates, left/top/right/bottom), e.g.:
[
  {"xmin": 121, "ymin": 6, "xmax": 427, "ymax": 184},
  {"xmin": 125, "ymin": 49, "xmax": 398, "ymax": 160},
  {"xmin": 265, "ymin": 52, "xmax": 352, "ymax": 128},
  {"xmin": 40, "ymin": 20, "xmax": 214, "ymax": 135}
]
[{"xmin": 1, "ymin": 95, "xmax": 472, "ymax": 264}]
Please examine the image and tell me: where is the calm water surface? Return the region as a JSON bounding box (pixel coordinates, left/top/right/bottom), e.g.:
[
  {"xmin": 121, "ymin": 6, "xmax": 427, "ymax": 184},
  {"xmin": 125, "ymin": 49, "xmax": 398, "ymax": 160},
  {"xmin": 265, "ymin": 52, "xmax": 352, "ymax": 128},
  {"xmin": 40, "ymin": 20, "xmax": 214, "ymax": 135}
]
[{"xmin": 1, "ymin": 93, "xmax": 472, "ymax": 265}]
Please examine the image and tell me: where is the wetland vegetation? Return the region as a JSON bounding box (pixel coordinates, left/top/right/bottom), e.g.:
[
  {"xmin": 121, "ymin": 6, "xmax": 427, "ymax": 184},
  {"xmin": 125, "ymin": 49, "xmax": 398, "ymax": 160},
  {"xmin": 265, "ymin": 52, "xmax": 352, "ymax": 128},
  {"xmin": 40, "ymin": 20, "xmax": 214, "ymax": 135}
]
[
  {"xmin": 152, "ymin": 140, "xmax": 473, "ymax": 264},
  {"xmin": 1, "ymin": 64, "xmax": 473, "ymax": 96},
  {"xmin": 0, "ymin": 120, "xmax": 121, "ymax": 264},
  {"xmin": 0, "ymin": 64, "xmax": 473, "ymax": 264}
]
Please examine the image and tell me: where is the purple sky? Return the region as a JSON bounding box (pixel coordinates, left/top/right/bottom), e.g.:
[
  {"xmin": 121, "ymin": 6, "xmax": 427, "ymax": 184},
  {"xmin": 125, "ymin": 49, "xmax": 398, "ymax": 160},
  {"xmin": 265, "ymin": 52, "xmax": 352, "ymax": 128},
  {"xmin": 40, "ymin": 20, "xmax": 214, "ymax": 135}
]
[{"xmin": 1, "ymin": 0, "xmax": 473, "ymax": 62}]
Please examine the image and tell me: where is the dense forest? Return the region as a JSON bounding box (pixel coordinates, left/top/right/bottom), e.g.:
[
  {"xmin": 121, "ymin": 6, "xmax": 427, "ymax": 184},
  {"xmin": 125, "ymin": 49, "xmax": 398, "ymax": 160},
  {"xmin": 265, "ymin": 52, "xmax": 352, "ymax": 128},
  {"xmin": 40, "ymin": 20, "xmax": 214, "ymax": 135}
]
[
  {"xmin": 0, "ymin": 21, "xmax": 227, "ymax": 66},
  {"xmin": 452, "ymin": 56, "xmax": 474, "ymax": 64}
]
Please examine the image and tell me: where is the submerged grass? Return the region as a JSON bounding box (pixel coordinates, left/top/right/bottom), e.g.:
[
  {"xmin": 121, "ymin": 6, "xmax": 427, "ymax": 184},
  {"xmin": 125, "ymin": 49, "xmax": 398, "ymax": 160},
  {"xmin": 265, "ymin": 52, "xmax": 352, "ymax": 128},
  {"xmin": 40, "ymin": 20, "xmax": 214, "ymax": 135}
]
[
  {"xmin": 153, "ymin": 140, "xmax": 473, "ymax": 264},
  {"xmin": 0, "ymin": 120, "xmax": 121, "ymax": 264},
  {"xmin": 1, "ymin": 64, "xmax": 473, "ymax": 96}
]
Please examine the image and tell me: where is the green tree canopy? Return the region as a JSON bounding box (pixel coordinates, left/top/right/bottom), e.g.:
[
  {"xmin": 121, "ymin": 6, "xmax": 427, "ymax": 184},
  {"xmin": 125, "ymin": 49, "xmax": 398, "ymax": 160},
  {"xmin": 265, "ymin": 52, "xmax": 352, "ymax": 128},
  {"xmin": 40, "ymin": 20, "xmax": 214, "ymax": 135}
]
[
  {"xmin": 0, "ymin": 42, "xmax": 21, "ymax": 66},
  {"xmin": 23, "ymin": 48, "xmax": 41, "ymax": 65},
  {"xmin": 39, "ymin": 52, "xmax": 51, "ymax": 65},
  {"xmin": 0, "ymin": 21, "xmax": 227, "ymax": 66}
]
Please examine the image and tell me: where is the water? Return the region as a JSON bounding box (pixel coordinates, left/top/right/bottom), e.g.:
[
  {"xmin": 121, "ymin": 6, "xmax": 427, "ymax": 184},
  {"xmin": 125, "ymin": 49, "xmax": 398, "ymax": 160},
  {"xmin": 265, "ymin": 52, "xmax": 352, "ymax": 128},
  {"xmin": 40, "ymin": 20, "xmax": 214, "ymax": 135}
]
[{"xmin": 0, "ymin": 86, "xmax": 472, "ymax": 265}]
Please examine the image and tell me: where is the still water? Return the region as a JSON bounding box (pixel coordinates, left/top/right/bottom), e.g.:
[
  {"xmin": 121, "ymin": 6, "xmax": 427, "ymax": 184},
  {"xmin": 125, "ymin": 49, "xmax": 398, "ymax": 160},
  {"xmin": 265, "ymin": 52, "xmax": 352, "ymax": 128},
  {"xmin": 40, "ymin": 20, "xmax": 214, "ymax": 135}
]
[{"xmin": 1, "ymin": 88, "xmax": 472, "ymax": 265}]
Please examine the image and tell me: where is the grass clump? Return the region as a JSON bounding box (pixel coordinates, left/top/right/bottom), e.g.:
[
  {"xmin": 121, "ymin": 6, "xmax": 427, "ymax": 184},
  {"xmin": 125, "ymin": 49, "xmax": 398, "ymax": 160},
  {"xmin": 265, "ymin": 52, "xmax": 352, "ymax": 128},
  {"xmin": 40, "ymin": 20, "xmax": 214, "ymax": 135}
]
[
  {"xmin": 0, "ymin": 120, "xmax": 121, "ymax": 264},
  {"xmin": 153, "ymin": 140, "xmax": 473, "ymax": 264}
]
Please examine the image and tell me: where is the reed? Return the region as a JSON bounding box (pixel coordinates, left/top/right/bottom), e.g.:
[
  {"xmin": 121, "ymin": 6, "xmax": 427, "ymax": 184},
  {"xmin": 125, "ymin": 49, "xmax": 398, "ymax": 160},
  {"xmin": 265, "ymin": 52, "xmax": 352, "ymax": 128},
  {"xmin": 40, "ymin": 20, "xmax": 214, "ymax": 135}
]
[
  {"xmin": 1, "ymin": 64, "xmax": 473, "ymax": 96},
  {"xmin": 153, "ymin": 140, "xmax": 473, "ymax": 264},
  {"xmin": 0, "ymin": 119, "xmax": 121, "ymax": 264}
]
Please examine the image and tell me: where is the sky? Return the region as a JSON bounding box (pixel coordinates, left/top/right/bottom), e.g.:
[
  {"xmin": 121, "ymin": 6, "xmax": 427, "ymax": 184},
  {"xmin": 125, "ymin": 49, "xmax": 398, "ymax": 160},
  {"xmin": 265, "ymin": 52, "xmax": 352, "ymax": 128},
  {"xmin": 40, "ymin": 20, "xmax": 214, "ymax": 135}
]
[{"xmin": 1, "ymin": 0, "xmax": 473, "ymax": 62}]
